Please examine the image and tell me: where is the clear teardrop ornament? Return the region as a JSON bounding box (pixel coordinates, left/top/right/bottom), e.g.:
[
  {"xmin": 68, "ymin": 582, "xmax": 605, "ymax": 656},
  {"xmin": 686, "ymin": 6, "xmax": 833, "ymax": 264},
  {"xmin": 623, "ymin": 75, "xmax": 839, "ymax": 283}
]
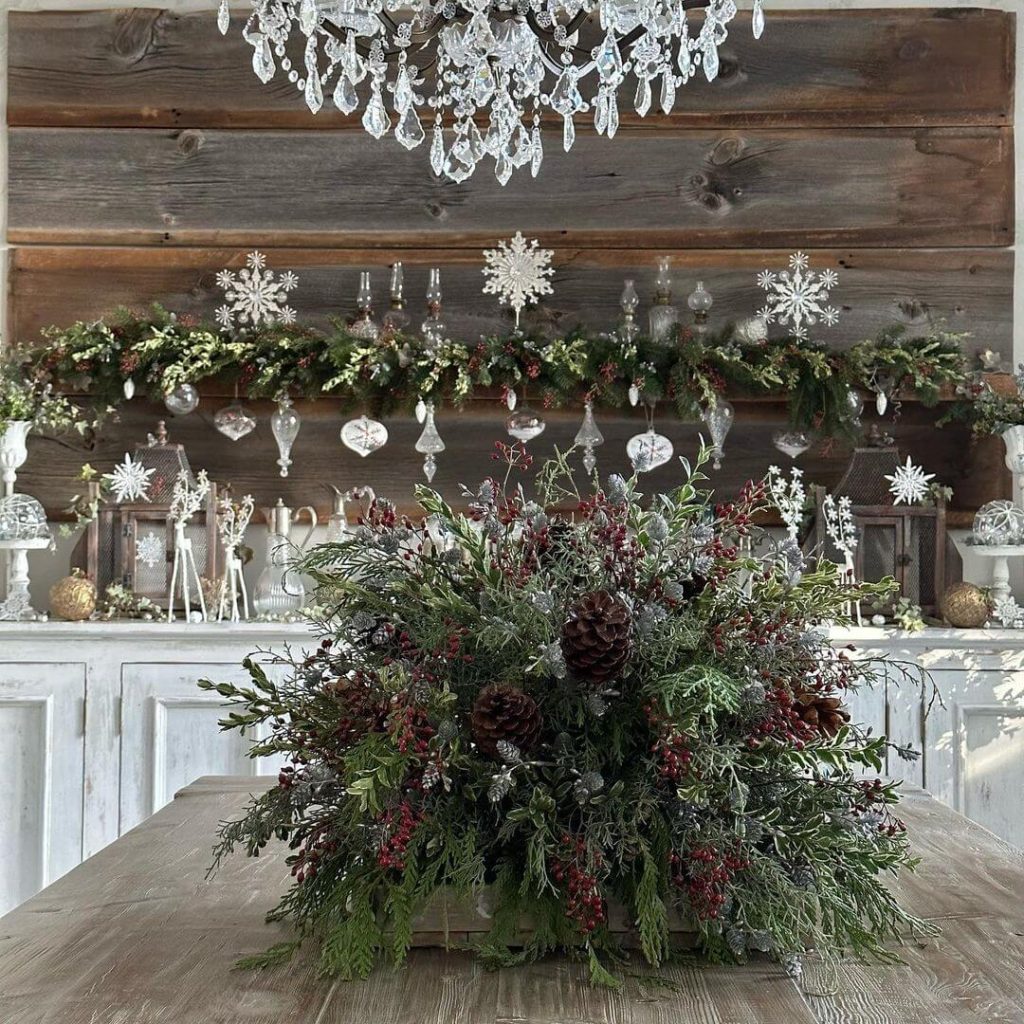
[
  {"xmin": 700, "ymin": 398, "xmax": 734, "ymax": 470},
  {"xmin": 217, "ymin": 0, "xmax": 231, "ymax": 36},
  {"xmin": 253, "ymin": 36, "xmax": 275, "ymax": 84},
  {"xmin": 334, "ymin": 74, "xmax": 359, "ymax": 115},
  {"xmin": 430, "ymin": 125, "xmax": 446, "ymax": 176},
  {"xmin": 752, "ymin": 0, "xmax": 766, "ymax": 40}
]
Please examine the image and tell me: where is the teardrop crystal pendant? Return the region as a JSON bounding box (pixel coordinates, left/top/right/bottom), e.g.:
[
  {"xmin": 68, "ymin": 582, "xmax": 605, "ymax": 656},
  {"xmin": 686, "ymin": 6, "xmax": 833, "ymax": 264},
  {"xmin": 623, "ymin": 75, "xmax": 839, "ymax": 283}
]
[
  {"xmin": 773, "ymin": 430, "xmax": 811, "ymax": 460},
  {"xmin": 214, "ymin": 402, "xmax": 257, "ymax": 442},
  {"xmin": 271, "ymin": 395, "xmax": 301, "ymax": 478},
  {"xmin": 752, "ymin": 0, "xmax": 766, "ymax": 40},
  {"xmin": 217, "ymin": 0, "xmax": 230, "ymax": 35},
  {"xmin": 164, "ymin": 383, "xmax": 199, "ymax": 416},
  {"xmin": 506, "ymin": 388, "xmax": 517, "ymax": 411},
  {"xmin": 875, "ymin": 390, "xmax": 889, "ymax": 416},
  {"xmin": 414, "ymin": 402, "xmax": 445, "ymax": 482},
  {"xmin": 700, "ymin": 398, "xmax": 734, "ymax": 470},
  {"xmin": 341, "ymin": 415, "xmax": 389, "ymax": 458},
  {"xmin": 574, "ymin": 401, "xmax": 605, "ymax": 475},
  {"xmin": 415, "ymin": 397, "xmax": 427, "ymax": 424},
  {"xmin": 123, "ymin": 378, "xmax": 136, "ymax": 401},
  {"xmin": 506, "ymin": 406, "xmax": 546, "ymax": 443},
  {"xmin": 627, "ymin": 429, "xmax": 673, "ymax": 473}
]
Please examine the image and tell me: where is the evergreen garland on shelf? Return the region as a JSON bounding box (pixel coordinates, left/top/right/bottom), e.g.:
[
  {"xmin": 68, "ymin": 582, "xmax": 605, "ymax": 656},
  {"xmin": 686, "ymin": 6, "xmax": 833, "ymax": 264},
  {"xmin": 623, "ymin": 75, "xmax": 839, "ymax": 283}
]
[
  {"xmin": 200, "ymin": 446, "xmax": 932, "ymax": 985},
  {"xmin": 15, "ymin": 305, "xmax": 972, "ymax": 440}
]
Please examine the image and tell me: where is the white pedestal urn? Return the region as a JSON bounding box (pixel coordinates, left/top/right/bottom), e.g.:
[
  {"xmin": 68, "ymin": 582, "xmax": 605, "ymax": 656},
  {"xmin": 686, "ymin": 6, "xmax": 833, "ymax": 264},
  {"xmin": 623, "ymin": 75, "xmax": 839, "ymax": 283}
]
[
  {"xmin": 1002, "ymin": 425, "xmax": 1024, "ymax": 510},
  {"xmin": 0, "ymin": 420, "xmax": 31, "ymax": 497}
]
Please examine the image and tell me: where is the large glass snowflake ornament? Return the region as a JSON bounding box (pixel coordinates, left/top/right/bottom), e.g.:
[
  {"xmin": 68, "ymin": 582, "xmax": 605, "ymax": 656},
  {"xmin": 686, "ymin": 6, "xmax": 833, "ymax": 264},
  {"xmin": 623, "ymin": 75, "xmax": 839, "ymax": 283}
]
[
  {"xmin": 215, "ymin": 251, "xmax": 299, "ymax": 330},
  {"xmin": 756, "ymin": 253, "xmax": 840, "ymax": 341},
  {"xmin": 219, "ymin": 1, "xmax": 766, "ymax": 185},
  {"xmin": 482, "ymin": 233, "xmax": 554, "ymax": 330},
  {"xmin": 106, "ymin": 453, "xmax": 155, "ymax": 504},
  {"xmin": 885, "ymin": 456, "xmax": 935, "ymax": 506}
]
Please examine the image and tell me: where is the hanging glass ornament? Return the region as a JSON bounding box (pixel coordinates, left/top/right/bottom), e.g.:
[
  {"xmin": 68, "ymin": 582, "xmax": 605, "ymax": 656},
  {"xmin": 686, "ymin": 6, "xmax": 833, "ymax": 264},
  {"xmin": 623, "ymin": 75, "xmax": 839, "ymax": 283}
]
[
  {"xmin": 214, "ymin": 402, "xmax": 257, "ymax": 441},
  {"xmin": 341, "ymin": 415, "xmax": 389, "ymax": 458},
  {"xmin": 271, "ymin": 395, "xmax": 301, "ymax": 478},
  {"xmin": 164, "ymin": 383, "xmax": 200, "ymax": 416},
  {"xmin": 847, "ymin": 388, "xmax": 864, "ymax": 426},
  {"xmin": 772, "ymin": 430, "xmax": 811, "ymax": 460},
  {"xmin": 574, "ymin": 401, "xmax": 605, "ymax": 474},
  {"xmin": 700, "ymin": 398, "xmax": 734, "ymax": 470},
  {"xmin": 415, "ymin": 397, "xmax": 428, "ymax": 423},
  {"xmin": 628, "ymin": 383, "xmax": 640, "ymax": 407},
  {"xmin": 506, "ymin": 388, "xmax": 518, "ymax": 411},
  {"xmin": 123, "ymin": 379, "xmax": 136, "ymax": 401},
  {"xmin": 617, "ymin": 279, "xmax": 640, "ymax": 345},
  {"xmin": 627, "ymin": 429, "xmax": 674, "ymax": 473},
  {"xmin": 506, "ymin": 406, "xmax": 546, "ymax": 443},
  {"xmin": 414, "ymin": 401, "xmax": 446, "ymax": 482}
]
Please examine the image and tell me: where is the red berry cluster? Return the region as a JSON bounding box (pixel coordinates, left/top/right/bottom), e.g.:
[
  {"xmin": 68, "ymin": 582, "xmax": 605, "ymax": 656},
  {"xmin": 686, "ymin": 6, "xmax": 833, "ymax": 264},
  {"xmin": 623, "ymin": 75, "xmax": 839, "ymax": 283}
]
[
  {"xmin": 671, "ymin": 842, "xmax": 750, "ymax": 921},
  {"xmin": 854, "ymin": 779, "xmax": 907, "ymax": 837},
  {"xmin": 551, "ymin": 834, "xmax": 606, "ymax": 934},
  {"xmin": 376, "ymin": 801, "xmax": 424, "ymax": 872},
  {"xmin": 291, "ymin": 823, "xmax": 338, "ymax": 884},
  {"xmin": 388, "ymin": 701, "xmax": 436, "ymax": 756},
  {"xmin": 644, "ymin": 703, "xmax": 695, "ymax": 782}
]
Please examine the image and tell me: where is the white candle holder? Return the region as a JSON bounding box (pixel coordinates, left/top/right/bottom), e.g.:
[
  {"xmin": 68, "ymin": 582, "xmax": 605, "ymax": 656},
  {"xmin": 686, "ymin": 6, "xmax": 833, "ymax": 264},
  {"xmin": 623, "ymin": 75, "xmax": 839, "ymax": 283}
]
[
  {"xmin": 971, "ymin": 545, "xmax": 1024, "ymax": 605},
  {"xmin": 0, "ymin": 538, "xmax": 50, "ymax": 621}
]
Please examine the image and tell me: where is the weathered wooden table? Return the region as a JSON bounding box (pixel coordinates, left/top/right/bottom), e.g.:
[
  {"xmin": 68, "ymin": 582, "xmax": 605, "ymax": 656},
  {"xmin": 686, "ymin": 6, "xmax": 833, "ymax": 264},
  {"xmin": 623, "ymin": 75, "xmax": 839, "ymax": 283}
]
[{"xmin": 2, "ymin": 777, "xmax": 1023, "ymax": 1024}]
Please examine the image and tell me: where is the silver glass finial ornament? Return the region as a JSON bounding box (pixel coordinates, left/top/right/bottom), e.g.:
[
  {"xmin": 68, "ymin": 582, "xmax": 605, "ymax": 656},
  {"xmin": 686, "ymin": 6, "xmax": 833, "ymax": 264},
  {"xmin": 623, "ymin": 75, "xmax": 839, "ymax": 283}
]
[
  {"xmin": 271, "ymin": 395, "xmax": 301, "ymax": 478},
  {"xmin": 618, "ymin": 279, "xmax": 640, "ymax": 345},
  {"xmin": 415, "ymin": 401, "xmax": 446, "ymax": 482},
  {"xmin": 574, "ymin": 401, "xmax": 605, "ymax": 474},
  {"xmin": 421, "ymin": 268, "xmax": 446, "ymax": 352},
  {"xmin": 700, "ymin": 398, "xmax": 734, "ymax": 470}
]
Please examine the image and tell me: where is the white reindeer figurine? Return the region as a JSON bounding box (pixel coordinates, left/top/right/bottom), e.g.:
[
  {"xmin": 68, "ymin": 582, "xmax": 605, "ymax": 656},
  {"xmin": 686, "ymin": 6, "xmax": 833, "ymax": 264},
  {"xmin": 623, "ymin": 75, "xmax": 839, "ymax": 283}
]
[{"xmin": 167, "ymin": 470, "xmax": 211, "ymax": 623}]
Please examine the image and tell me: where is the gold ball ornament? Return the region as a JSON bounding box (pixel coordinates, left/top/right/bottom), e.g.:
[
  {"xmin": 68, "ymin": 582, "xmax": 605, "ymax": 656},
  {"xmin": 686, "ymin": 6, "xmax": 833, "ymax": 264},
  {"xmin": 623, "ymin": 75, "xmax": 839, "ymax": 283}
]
[
  {"xmin": 940, "ymin": 582, "xmax": 990, "ymax": 629},
  {"xmin": 49, "ymin": 570, "xmax": 97, "ymax": 622}
]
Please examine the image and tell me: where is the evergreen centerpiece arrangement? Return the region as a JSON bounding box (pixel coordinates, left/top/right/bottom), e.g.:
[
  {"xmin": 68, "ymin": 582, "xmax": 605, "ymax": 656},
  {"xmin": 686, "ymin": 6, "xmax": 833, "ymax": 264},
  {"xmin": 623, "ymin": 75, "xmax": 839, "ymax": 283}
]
[{"xmin": 202, "ymin": 446, "xmax": 926, "ymax": 984}]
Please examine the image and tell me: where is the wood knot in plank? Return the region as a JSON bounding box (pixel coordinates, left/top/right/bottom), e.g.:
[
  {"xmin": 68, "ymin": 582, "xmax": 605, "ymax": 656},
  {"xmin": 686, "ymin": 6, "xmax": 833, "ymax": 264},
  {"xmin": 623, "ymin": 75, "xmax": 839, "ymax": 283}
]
[
  {"xmin": 175, "ymin": 129, "xmax": 206, "ymax": 158},
  {"xmin": 111, "ymin": 10, "xmax": 162, "ymax": 65},
  {"xmin": 897, "ymin": 37, "xmax": 931, "ymax": 62}
]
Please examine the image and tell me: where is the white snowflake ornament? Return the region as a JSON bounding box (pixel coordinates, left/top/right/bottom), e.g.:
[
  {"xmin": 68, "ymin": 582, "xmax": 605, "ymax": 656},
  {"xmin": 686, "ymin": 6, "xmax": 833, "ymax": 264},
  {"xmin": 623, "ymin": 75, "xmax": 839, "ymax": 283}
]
[
  {"xmin": 136, "ymin": 530, "xmax": 165, "ymax": 569},
  {"xmin": 482, "ymin": 233, "xmax": 554, "ymax": 330},
  {"xmin": 885, "ymin": 457, "xmax": 935, "ymax": 506},
  {"xmin": 215, "ymin": 251, "xmax": 299, "ymax": 330},
  {"xmin": 106, "ymin": 453, "xmax": 156, "ymax": 504},
  {"xmin": 756, "ymin": 252, "xmax": 840, "ymax": 341}
]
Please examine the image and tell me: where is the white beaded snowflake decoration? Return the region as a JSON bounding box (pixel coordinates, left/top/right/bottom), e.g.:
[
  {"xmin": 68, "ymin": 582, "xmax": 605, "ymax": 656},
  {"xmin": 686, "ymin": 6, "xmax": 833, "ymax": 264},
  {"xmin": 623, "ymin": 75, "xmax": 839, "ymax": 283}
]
[
  {"xmin": 482, "ymin": 233, "xmax": 555, "ymax": 330},
  {"xmin": 106, "ymin": 453, "xmax": 155, "ymax": 504},
  {"xmin": 757, "ymin": 252, "xmax": 840, "ymax": 341},
  {"xmin": 215, "ymin": 251, "xmax": 299, "ymax": 330},
  {"xmin": 885, "ymin": 457, "xmax": 935, "ymax": 506}
]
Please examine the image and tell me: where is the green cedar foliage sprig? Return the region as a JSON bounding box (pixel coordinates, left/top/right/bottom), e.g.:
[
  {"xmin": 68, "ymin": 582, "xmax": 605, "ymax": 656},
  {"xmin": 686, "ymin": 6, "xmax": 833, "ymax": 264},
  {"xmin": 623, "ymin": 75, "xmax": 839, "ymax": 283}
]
[{"xmin": 200, "ymin": 445, "xmax": 932, "ymax": 984}]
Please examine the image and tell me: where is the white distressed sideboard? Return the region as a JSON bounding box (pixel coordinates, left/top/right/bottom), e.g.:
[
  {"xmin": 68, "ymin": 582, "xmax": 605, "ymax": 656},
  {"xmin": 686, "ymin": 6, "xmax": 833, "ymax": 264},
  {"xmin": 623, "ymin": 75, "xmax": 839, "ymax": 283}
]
[{"xmin": 1, "ymin": 622, "xmax": 1023, "ymax": 916}]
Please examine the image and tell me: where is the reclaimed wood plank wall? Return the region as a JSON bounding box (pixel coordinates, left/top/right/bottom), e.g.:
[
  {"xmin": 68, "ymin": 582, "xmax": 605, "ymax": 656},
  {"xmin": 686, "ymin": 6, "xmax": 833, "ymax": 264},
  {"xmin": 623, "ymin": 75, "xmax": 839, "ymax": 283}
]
[{"xmin": 6, "ymin": 6, "xmax": 1016, "ymax": 518}]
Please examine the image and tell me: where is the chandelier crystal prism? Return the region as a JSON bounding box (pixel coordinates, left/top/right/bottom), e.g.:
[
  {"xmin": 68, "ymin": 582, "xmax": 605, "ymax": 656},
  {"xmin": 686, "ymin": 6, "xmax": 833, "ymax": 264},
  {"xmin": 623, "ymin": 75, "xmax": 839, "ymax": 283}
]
[{"xmin": 219, "ymin": 0, "xmax": 765, "ymax": 184}]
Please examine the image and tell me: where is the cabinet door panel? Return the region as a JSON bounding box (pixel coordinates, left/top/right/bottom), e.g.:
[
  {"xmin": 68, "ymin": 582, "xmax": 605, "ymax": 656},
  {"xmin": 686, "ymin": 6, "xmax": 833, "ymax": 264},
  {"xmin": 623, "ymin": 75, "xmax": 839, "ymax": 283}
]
[
  {"xmin": 120, "ymin": 661, "xmax": 284, "ymax": 835},
  {"xmin": 0, "ymin": 663, "xmax": 86, "ymax": 915},
  {"xmin": 922, "ymin": 649, "xmax": 1024, "ymax": 849}
]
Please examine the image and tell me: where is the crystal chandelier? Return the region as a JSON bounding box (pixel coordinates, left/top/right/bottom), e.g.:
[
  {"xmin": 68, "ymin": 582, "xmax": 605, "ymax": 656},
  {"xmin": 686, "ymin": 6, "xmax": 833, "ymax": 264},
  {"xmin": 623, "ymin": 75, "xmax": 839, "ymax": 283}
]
[{"xmin": 218, "ymin": 0, "xmax": 765, "ymax": 184}]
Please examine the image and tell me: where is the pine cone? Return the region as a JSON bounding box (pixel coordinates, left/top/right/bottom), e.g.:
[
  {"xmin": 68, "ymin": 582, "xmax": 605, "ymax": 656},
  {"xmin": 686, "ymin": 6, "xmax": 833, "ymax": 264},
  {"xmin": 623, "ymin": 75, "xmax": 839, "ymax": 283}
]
[
  {"xmin": 561, "ymin": 590, "xmax": 632, "ymax": 686},
  {"xmin": 470, "ymin": 684, "xmax": 542, "ymax": 758},
  {"xmin": 794, "ymin": 690, "xmax": 850, "ymax": 737}
]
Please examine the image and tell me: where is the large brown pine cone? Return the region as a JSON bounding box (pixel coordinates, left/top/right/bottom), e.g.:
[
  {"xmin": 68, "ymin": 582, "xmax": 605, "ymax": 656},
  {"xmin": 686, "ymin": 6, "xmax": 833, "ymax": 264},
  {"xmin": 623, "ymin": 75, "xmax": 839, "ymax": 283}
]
[
  {"xmin": 561, "ymin": 590, "xmax": 632, "ymax": 686},
  {"xmin": 470, "ymin": 684, "xmax": 543, "ymax": 757},
  {"xmin": 794, "ymin": 690, "xmax": 850, "ymax": 737}
]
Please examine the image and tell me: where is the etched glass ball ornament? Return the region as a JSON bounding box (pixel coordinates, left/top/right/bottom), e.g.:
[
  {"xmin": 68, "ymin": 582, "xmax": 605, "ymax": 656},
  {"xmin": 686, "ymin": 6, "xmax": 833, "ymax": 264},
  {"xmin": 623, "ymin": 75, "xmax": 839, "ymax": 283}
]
[
  {"xmin": 214, "ymin": 402, "xmax": 257, "ymax": 441},
  {"xmin": 164, "ymin": 383, "xmax": 200, "ymax": 416},
  {"xmin": 0, "ymin": 494, "xmax": 50, "ymax": 542},
  {"xmin": 506, "ymin": 407, "xmax": 546, "ymax": 443},
  {"xmin": 972, "ymin": 500, "xmax": 1024, "ymax": 547},
  {"xmin": 627, "ymin": 429, "xmax": 673, "ymax": 473},
  {"xmin": 341, "ymin": 415, "xmax": 389, "ymax": 458}
]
